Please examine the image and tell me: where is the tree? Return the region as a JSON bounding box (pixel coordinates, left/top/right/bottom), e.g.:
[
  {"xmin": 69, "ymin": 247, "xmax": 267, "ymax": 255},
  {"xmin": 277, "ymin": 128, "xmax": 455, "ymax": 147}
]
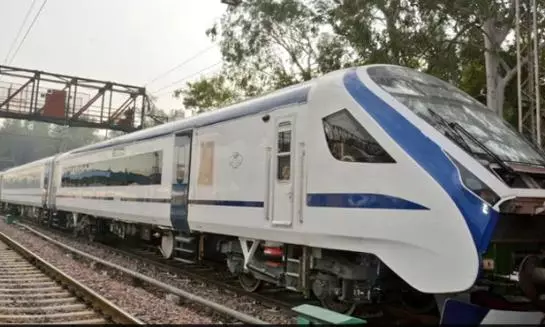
[
  {"xmin": 316, "ymin": 0, "xmax": 545, "ymax": 121},
  {"xmin": 0, "ymin": 120, "xmax": 61, "ymax": 167},
  {"xmin": 206, "ymin": 0, "xmax": 347, "ymax": 94},
  {"xmin": 179, "ymin": 0, "xmax": 544, "ymax": 123},
  {"xmin": 421, "ymin": 0, "xmax": 545, "ymax": 116},
  {"xmin": 49, "ymin": 125, "xmax": 99, "ymax": 153},
  {"xmin": 141, "ymin": 94, "xmax": 170, "ymax": 128},
  {"xmin": 174, "ymin": 75, "xmax": 239, "ymax": 113},
  {"xmin": 175, "ymin": 0, "xmax": 356, "ymax": 113}
]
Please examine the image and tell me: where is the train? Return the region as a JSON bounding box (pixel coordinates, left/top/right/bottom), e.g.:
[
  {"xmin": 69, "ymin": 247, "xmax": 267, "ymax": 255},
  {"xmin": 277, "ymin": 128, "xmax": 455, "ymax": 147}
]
[{"xmin": 2, "ymin": 64, "xmax": 545, "ymax": 324}]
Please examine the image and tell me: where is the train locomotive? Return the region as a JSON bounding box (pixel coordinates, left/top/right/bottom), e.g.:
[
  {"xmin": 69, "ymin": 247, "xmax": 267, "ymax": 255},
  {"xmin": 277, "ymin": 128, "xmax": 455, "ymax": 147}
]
[{"xmin": 2, "ymin": 64, "xmax": 545, "ymax": 324}]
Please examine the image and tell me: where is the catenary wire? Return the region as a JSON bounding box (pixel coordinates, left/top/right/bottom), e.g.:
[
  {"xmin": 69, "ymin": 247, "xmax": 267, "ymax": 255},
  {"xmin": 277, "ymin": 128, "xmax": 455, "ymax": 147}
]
[
  {"xmin": 3, "ymin": 0, "xmax": 38, "ymax": 64},
  {"xmin": 6, "ymin": 0, "xmax": 49, "ymax": 66},
  {"xmin": 146, "ymin": 45, "xmax": 216, "ymax": 86}
]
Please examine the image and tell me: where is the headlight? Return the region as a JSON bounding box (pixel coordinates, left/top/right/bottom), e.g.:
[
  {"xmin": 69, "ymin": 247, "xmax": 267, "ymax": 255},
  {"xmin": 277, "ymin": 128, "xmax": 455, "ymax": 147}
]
[{"xmin": 450, "ymin": 156, "xmax": 500, "ymax": 206}]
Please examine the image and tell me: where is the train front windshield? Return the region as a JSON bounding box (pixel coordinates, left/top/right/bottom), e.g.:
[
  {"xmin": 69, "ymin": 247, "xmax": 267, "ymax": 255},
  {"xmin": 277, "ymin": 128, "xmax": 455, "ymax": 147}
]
[{"xmin": 367, "ymin": 66, "xmax": 545, "ymax": 167}]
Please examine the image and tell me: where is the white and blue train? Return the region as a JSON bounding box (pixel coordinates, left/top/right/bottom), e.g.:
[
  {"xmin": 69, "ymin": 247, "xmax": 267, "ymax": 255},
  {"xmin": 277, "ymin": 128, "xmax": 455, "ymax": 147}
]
[{"xmin": 2, "ymin": 64, "xmax": 545, "ymax": 324}]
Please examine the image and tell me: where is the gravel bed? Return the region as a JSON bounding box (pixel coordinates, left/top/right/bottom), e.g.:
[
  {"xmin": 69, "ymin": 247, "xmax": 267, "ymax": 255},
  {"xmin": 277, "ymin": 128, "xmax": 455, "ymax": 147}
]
[
  {"xmin": 6, "ymin": 220, "xmax": 295, "ymax": 324},
  {"xmin": 0, "ymin": 220, "xmax": 214, "ymax": 324}
]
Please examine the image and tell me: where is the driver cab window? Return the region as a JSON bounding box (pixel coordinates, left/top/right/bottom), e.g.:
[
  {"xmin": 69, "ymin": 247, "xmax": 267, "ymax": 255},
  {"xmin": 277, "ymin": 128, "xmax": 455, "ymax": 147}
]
[
  {"xmin": 323, "ymin": 109, "xmax": 395, "ymax": 163},
  {"xmin": 277, "ymin": 122, "xmax": 292, "ymax": 181}
]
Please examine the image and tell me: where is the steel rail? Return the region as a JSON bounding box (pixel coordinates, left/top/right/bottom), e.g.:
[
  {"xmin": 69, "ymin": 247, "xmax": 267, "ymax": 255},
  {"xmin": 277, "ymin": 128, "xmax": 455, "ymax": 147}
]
[
  {"xmin": 0, "ymin": 230, "xmax": 143, "ymax": 325},
  {"xmin": 18, "ymin": 222, "xmax": 268, "ymax": 325}
]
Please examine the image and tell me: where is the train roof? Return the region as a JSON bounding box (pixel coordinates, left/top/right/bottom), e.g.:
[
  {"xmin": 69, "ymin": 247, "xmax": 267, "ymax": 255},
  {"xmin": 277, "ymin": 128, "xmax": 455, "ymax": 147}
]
[
  {"xmin": 65, "ymin": 78, "xmax": 315, "ymax": 156},
  {"xmin": 1, "ymin": 155, "xmax": 54, "ymax": 173}
]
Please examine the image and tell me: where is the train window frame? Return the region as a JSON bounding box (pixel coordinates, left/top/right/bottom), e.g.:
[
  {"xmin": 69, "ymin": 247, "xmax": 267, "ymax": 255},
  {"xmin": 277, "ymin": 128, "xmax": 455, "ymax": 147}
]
[
  {"xmin": 60, "ymin": 150, "xmax": 163, "ymax": 188},
  {"xmin": 276, "ymin": 121, "xmax": 292, "ymax": 182},
  {"xmin": 174, "ymin": 139, "xmax": 190, "ymax": 185},
  {"xmin": 2, "ymin": 170, "xmax": 41, "ymax": 189},
  {"xmin": 322, "ymin": 109, "xmax": 395, "ymax": 163}
]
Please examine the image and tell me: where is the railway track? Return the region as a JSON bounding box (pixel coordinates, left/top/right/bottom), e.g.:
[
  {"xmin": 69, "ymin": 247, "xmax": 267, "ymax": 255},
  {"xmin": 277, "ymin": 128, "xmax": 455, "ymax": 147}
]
[
  {"xmin": 0, "ymin": 230, "xmax": 142, "ymax": 325},
  {"xmin": 21, "ymin": 219, "xmax": 307, "ymax": 314},
  {"xmin": 14, "ymin": 218, "xmax": 440, "ymax": 325},
  {"xmin": 105, "ymin": 245, "xmax": 312, "ymax": 311},
  {"xmin": 8, "ymin": 220, "xmax": 269, "ymax": 324}
]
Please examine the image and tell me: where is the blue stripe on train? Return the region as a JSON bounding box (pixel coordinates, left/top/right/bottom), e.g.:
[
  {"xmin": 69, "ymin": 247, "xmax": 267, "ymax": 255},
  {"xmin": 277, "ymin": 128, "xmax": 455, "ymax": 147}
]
[
  {"xmin": 306, "ymin": 193, "xmax": 428, "ymax": 210},
  {"xmin": 343, "ymin": 68, "xmax": 498, "ymax": 254},
  {"xmin": 187, "ymin": 194, "xmax": 426, "ymax": 210},
  {"xmin": 188, "ymin": 199, "xmax": 264, "ymax": 207}
]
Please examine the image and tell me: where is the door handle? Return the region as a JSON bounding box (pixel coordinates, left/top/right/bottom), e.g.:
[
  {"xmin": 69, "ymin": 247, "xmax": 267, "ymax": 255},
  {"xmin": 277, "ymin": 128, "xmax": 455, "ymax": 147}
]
[
  {"xmin": 288, "ymin": 192, "xmax": 293, "ymax": 200},
  {"xmin": 264, "ymin": 147, "xmax": 272, "ymax": 220}
]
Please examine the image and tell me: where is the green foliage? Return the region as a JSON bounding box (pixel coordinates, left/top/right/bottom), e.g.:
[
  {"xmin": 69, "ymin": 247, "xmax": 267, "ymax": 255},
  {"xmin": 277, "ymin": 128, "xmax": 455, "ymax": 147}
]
[
  {"xmin": 177, "ymin": 0, "xmax": 474, "ymax": 113},
  {"xmin": 175, "ymin": 0, "xmax": 545, "ymax": 139},
  {"xmin": 0, "ymin": 120, "xmax": 100, "ymax": 169},
  {"xmin": 207, "ymin": 0, "xmax": 323, "ymax": 89},
  {"xmin": 176, "ymin": 0, "xmax": 351, "ymax": 111},
  {"xmin": 320, "ymin": 1, "xmax": 435, "ymax": 63},
  {"xmin": 174, "ymin": 75, "xmax": 239, "ymax": 113}
]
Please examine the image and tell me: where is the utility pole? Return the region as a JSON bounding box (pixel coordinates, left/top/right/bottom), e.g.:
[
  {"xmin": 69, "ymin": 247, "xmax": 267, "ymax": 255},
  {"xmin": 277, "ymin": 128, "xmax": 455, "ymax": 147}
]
[{"xmin": 515, "ymin": 0, "xmax": 544, "ymax": 146}]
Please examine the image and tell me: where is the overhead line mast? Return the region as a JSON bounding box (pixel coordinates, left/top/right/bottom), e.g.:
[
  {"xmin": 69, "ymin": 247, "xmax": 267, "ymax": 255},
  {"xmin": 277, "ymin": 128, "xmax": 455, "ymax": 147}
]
[{"xmin": 515, "ymin": 0, "xmax": 544, "ymax": 147}]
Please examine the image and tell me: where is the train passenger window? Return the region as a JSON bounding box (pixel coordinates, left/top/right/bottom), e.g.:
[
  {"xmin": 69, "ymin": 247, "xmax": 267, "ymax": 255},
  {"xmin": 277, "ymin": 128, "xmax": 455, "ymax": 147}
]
[
  {"xmin": 2, "ymin": 171, "xmax": 41, "ymax": 189},
  {"xmin": 277, "ymin": 124, "xmax": 292, "ymax": 181},
  {"xmin": 175, "ymin": 145, "xmax": 187, "ymax": 184},
  {"xmin": 322, "ymin": 109, "xmax": 395, "ymax": 163},
  {"xmin": 60, "ymin": 151, "xmax": 163, "ymax": 188}
]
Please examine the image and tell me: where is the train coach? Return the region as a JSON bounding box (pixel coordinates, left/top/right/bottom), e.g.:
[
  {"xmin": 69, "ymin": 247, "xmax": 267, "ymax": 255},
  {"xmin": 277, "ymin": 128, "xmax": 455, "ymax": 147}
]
[
  {"xmin": 0, "ymin": 156, "xmax": 53, "ymax": 218},
  {"xmin": 2, "ymin": 64, "xmax": 545, "ymax": 324}
]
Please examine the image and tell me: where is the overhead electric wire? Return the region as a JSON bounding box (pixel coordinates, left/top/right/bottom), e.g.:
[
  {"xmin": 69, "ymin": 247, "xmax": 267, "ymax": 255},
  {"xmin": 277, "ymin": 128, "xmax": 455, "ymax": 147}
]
[
  {"xmin": 6, "ymin": 0, "xmax": 48, "ymax": 66},
  {"xmin": 152, "ymin": 61, "xmax": 222, "ymax": 95},
  {"xmin": 3, "ymin": 0, "xmax": 38, "ymax": 64},
  {"xmin": 146, "ymin": 44, "xmax": 216, "ymax": 86}
]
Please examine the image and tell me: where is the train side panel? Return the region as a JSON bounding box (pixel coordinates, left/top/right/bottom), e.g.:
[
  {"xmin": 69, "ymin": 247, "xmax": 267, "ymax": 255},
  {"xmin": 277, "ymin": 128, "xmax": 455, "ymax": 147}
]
[
  {"xmin": 53, "ymin": 135, "xmax": 175, "ymax": 228},
  {"xmin": 0, "ymin": 158, "xmax": 51, "ymax": 209},
  {"xmin": 187, "ymin": 103, "xmax": 308, "ymax": 237}
]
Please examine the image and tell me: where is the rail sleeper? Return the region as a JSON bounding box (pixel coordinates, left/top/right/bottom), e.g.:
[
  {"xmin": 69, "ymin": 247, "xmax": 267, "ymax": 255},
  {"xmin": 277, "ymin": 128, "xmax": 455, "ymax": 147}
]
[{"xmin": 0, "ymin": 231, "xmax": 142, "ymax": 325}]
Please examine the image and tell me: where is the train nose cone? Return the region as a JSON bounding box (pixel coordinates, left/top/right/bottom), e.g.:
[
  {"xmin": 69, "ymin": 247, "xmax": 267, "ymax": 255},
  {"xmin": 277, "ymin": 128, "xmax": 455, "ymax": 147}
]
[{"xmin": 519, "ymin": 255, "xmax": 545, "ymax": 311}]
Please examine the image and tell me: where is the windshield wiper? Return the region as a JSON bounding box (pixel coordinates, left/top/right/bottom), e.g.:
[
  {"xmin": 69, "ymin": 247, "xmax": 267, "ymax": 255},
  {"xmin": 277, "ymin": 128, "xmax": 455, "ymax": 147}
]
[
  {"xmin": 426, "ymin": 108, "xmax": 473, "ymax": 154},
  {"xmin": 449, "ymin": 121, "xmax": 515, "ymax": 174},
  {"xmin": 426, "ymin": 108, "xmax": 515, "ymax": 174}
]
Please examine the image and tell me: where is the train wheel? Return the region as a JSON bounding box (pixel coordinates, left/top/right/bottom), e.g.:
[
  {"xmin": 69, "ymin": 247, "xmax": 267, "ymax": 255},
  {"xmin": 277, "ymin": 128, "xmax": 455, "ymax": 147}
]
[
  {"xmin": 320, "ymin": 297, "xmax": 357, "ymax": 315},
  {"xmin": 239, "ymin": 273, "xmax": 262, "ymax": 292},
  {"xmin": 84, "ymin": 225, "xmax": 96, "ymax": 242}
]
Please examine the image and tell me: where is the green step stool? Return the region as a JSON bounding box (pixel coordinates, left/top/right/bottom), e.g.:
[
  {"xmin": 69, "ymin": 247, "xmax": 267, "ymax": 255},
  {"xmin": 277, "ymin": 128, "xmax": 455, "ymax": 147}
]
[
  {"xmin": 5, "ymin": 214, "xmax": 16, "ymax": 225},
  {"xmin": 292, "ymin": 304, "xmax": 366, "ymax": 325}
]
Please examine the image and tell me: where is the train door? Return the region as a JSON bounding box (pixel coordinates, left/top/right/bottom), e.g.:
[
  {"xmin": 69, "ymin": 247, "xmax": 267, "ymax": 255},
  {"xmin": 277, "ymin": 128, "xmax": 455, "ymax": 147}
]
[
  {"xmin": 171, "ymin": 133, "xmax": 192, "ymax": 231},
  {"xmin": 270, "ymin": 115, "xmax": 297, "ymax": 227},
  {"xmin": 43, "ymin": 162, "xmax": 50, "ymax": 207},
  {"xmin": 47, "ymin": 159, "xmax": 57, "ymax": 211}
]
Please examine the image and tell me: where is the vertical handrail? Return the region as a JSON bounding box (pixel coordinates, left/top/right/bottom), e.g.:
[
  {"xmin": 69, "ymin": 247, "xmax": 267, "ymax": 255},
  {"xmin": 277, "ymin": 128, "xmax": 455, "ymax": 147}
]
[
  {"xmin": 264, "ymin": 146, "xmax": 272, "ymax": 220},
  {"xmin": 298, "ymin": 142, "xmax": 306, "ymax": 223}
]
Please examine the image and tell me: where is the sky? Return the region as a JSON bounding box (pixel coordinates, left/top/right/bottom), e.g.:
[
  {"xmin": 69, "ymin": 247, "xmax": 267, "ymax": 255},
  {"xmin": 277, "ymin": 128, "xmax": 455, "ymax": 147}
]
[{"xmin": 0, "ymin": 0, "xmax": 226, "ymax": 114}]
